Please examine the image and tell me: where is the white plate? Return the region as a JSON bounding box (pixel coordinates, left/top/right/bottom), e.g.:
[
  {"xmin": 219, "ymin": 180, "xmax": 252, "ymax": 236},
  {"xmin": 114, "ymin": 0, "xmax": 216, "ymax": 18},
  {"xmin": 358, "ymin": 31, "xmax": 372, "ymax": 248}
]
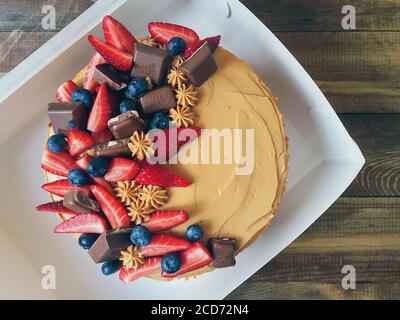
[{"xmin": 0, "ymin": 0, "xmax": 364, "ymax": 299}]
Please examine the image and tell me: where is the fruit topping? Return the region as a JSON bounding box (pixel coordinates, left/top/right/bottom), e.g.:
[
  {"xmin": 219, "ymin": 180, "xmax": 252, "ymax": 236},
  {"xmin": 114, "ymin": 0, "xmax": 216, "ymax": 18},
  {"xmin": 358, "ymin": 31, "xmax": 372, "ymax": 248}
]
[
  {"xmin": 140, "ymin": 234, "xmax": 191, "ymax": 257},
  {"xmin": 56, "ymin": 80, "xmax": 78, "ymax": 103},
  {"xmin": 41, "ymin": 179, "xmax": 91, "ymax": 197},
  {"xmin": 78, "ymin": 233, "xmax": 100, "ymax": 250},
  {"xmin": 161, "ymin": 252, "xmax": 181, "ymax": 274},
  {"xmin": 119, "ymin": 257, "xmax": 161, "ymax": 284},
  {"xmin": 87, "ymin": 156, "xmax": 111, "ymax": 178},
  {"xmin": 119, "ymin": 99, "xmax": 141, "ymax": 115},
  {"xmin": 104, "ymin": 157, "xmax": 140, "ymax": 182},
  {"xmin": 67, "ymin": 168, "xmax": 90, "ymax": 187},
  {"xmin": 141, "ymin": 210, "xmax": 188, "ymax": 232},
  {"xmin": 134, "ymin": 162, "xmax": 191, "ymax": 187},
  {"xmin": 185, "ymin": 224, "xmax": 204, "ymax": 242},
  {"xmin": 71, "ymin": 88, "xmax": 93, "ymax": 112},
  {"xmin": 183, "ymin": 35, "xmax": 221, "ymax": 59},
  {"xmin": 47, "ymin": 134, "xmax": 68, "ymax": 153},
  {"xmin": 83, "ymin": 52, "xmax": 106, "ymax": 92},
  {"xmin": 36, "ymin": 201, "xmax": 80, "ymax": 216},
  {"xmin": 41, "ymin": 149, "xmax": 78, "ymax": 177},
  {"xmin": 101, "ymin": 260, "xmax": 123, "ymax": 276},
  {"xmin": 54, "ymin": 213, "xmax": 108, "ymax": 234},
  {"xmin": 103, "ymin": 15, "xmax": 137, "ymax": 54},
  {"xmin": 149, "ymin": 112, "xmax": 170, "ymax": 130},
  {"xmin": 166, "ymin": 37, "xmax": 187, "ymax": 55},
  {"xmin": 67, "ymin": 129, "xmax": 96, "ymax": 157},
  {"xmin": 126, "ymin": 78, "xmax": 149, "ymax": 99},
  {"xmin": 129, "ymin": 225, "xmax": 152, "ymax": 246},
  {"xmin": 148, "ymin": 22, "xmax": 199, "ymax": 47},
  {"xmin": 87, "ymin": 83, "xmax": 117, "ymax": 132}
]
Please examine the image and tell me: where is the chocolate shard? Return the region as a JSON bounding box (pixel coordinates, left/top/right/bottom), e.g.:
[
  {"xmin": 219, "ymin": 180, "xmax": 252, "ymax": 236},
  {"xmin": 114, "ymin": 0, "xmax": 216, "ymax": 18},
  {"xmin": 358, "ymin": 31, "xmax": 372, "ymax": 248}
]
[
  {"xmin": 94, "ymin": 64, "xmax": 129, "ymax": 91},
  {"xmin": 92, "ymin": 138, "xmax": 131, "ymax": 157},
  {"xmin": 107, "ymin": 110, "xmax": 145, "ymax": 140},
  {"xmin": 131, "ymin": 43, "xmax": 172, "ymax": 86},
  {"xmin": 88, "ymin": 228, "xmax": 132, "ymax": 263},
  {"xmin": 63, "ymin": 190, "xmax": 100, "ymax": 214},
  {"xmin": 140, "ymin": 86, "xmax": 176, "ymax": 114},
  {"xmin": 208, "ymin": 237, "xmax": 237, "ymax": 268},
  {"xmin": 48, "ymin": 102, "xmax": 87, "ymax": 135},
  {"xmin": 181, "ymin": 43, "xmax": 217, "ymax": 87}
]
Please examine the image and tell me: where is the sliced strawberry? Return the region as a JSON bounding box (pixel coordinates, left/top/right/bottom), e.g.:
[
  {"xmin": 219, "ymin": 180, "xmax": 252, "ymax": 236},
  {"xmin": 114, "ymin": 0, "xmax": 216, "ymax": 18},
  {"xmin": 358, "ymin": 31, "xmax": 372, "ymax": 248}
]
[
  {"xmin": 87, "ymin": 83, "xmax": 116, "ymax": 132},
  {"xmin": 142, "ymin": 210, "xmax": 188, "ymax": 232},
  {"xmin": 104, "ymin": 158, "xmax": 140, "ymax": 182},
  {"xmin": 54, "ymin": 213, "xmax": 108, "ymax": 234},
  {"xmin": 148, "ymin": 22, "xmax": 199, "ymax": 46},
  {"xmin": 41, "ymin": 149, "xmax": 78, "ymax": 177},
  {"xmin": 103, "ymin": 15, "xmax": 137, "ymax": 54},
  {"xmin": 134, "ymin": 162, "xmax": 191, "ymax": 187},
  {"xmin": 83, "ymin": 53, "xmax": 105, "ymax": 92},
  {"xmin": 41, "ymin": 179, "xmax": 91, "ymax": 197},
  {"xmin": 36, "ymin": 201, "xmax": 80, "ymax": 216},
  {"xmin": 56, "ymin": 80, "xmax": 78, "ymax": 103},
  {"xmin": 183, "ymin": 35, "xmax": 221, "ymax": 59},
  {"xmin": 88, "ymin": 35, "xmax": 133, "ymax": 72},
  {"xmin": 91, "ymin": 128, "xmax": 113, "ymax": 144},
  {"xmin": 67, "ymin": 129, "xmax": 96, "ymax": 157},
  {"xmin": 89, "ymin": 184, "xmax": 131, "ymax": 229},
  {"xmin": 119, "ymin": 257, "xmax": 161, "ymax": 284},
  {"xmin": 140, "ymin": 234, "xmax": 191, "ymax": 257},
  {"xmin": 161, "ymin": 242, "xmax": 213, "ymax": 278}
]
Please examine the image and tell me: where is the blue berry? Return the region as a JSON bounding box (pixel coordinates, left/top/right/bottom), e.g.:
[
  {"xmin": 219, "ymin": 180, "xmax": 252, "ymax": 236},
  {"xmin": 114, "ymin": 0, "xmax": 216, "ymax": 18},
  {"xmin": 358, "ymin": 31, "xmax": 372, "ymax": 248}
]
[
  {"xmin": 87, "ymin": 156, "xmax": 111, "ymax": 178},
  {"xmin": 126, "ymin": 78, "xmax": 149, "ymax": 98},
  {"xmin": 149, "ymin": 112, "xmax": 169, "ymax": 130},
  {"xmin": 119, "ymin": 99, "xmax": 141, "ymax": 114},
  {"xmin": 67, "ymin": 120, "xmax": 76, "ymax": 129},
  {"xmin": 72, "ymin": 88, "xmax": 93, "ymax": 112},
  {"xmin": 185, "ymin": 224, "xmax": 204, "ymax": 242},
  {"xmin": 161, "ymin": 252, "xmax": 181, "ymax": 274},
  {"xmin": 130, "ymin": 225, "xmax": 152, "ymax": 246},
  {"xmin": 167, "ymin": 37, "xmax": 187, "ymax": 55},
  {"xmin": 68, "ymin": 168, "xmax": 90, "ymax": 186},
  {"xmin": 101, "ymin": 260, "xmax": 122, "ymax": 276},
  {"xmin": 47, "ymin": 134, "xmax": 67, "ymax": 153},
  {"xmin": 78, "ymin": 233, "xmax": 99, "ymax": 250}
]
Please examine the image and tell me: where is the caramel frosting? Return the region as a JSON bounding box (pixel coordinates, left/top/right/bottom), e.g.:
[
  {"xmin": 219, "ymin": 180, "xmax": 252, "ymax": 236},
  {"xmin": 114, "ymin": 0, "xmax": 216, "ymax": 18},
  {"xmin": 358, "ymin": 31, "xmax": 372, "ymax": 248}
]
[
  {"xmin": 139, "ymin": 185, "xmax": 168, "ymax": 210},
  {"xmin": 172, "ymin": 55, "xmax": 184, "ymax": 68},
  {"xmin": 168, "ymin": 67, "xmax": 187, "ymax": 88},
  {"xmin": 175, "ymin": 83, "xmax": 199, "ymax": 108},
  {"xmin": 120, "ymin": 245, "xmax": 144, "ymax": 270},
  {"xmin": 169, "ymin": 105, "xmax": 195, "ymax": 128},
  {"xmin": 138, "ymin": 36, "xmax": 159, "ymax": 48},
  {"xmin": 127, "ymin": 198, "xmax": 153, "ymax": 224},
  {"xmin": 114, "ymin": 181, "xmax": 141, "ymax": 206},
  {"xmin": 128, "ymin": 131, "xmax": 154, "ymax": 161}
]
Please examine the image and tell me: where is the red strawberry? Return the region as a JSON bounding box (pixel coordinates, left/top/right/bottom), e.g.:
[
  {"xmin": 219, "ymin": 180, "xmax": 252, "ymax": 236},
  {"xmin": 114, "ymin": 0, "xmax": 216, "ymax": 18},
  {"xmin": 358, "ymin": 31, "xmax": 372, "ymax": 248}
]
[
  {"xmin": 161, "ymin": 242, "xmax": 213, "ymax": 278},
  {"xmin": 91, "ymin": 128, "xmax": 113, "ymax": 144},
  {"xmin": 89, "ymin": 184, "xmax": 131, "ymax": 229},
  {"xmin": 148, "ymin": 22, "xmax": 199, "ymax": 46},
  {"xmin": 36, "ymin": 201, "xmax": 79, "ymax": 216},
  {"xmin": 103, "ymin": 15, "xmax": 137, "ymax": 54},
  {"xmin": 67, "ymin": 129, "xmax": 96, "ymax": 157},
  {"xmin": 87, "ymin": 83, "xmax": 116, "ymax": 132},
  {"xmin": 140, "ymin": 234, "xmax": 191, "ymax": 257},
  {"xmin": 135, "ymin": 162, "xmax": 191, "ymax": 187},
  {"xmin": 182, "ymin": 35, "xmax": 221, "ymax": 59},
  {"xmin": 104, "ymin": 158, "xmax": 140, "ymax": 182},
  {"xmin": 41, "ymin": 149, "xmax": 78, "ymax": 177},
  {"xmin": 41, "ymin": 179, "xmax": 91, "ymax": 197},
  {"xmin": 119, "ymin": 257, "xmax": 161, "ymax": 284},
  {"xmin": 88, "ymin": 35, "xmax": 133, "ymax": 72},
  {"xmin": 54, "ymin": 213, "xmax": 108, "ymax": 234},
  {"xmin": 56, "ymin": 80, "xmax": 78, "ymax": 103},
  {"xmin": 142, "ymin": 210, "xmax": 188, "ymax": 232},
  {"xmin": 83, "ymin": 53, "xmax": 105, "ymax": 92}
]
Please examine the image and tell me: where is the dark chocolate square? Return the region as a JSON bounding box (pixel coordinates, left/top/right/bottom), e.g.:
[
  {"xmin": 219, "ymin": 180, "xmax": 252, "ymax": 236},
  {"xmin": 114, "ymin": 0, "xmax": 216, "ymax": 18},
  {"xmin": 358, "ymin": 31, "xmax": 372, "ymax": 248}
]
[{"xmin": 48, "ymin": 102, "xmax": 87, "ymax": 135}]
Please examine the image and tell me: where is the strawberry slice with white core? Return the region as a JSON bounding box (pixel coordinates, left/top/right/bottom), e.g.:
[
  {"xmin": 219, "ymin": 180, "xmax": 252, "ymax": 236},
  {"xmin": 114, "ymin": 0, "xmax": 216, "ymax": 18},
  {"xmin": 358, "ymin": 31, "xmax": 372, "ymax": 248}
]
[
  {"xmin": 119, "ymin": 257, "xmax": 161, "ymax": 284},
  {"xmin": 91, "ymin": 128, "xmax": 113, "ymax": 144},
  {"xmin": 56, "ymin": 80, "xmax": 78, "ymax": 103},
  {"xmin": 140, "ymin": 234, "xmax": 191, "ymax": 257},
  {"xmin": 41, "ymin": 179, "xmax": 91, "ymax": 197},
  {"xmin": 134, "ymin": 162, "xmax": 191, "ymax": 187},
  {"xmin": 83, "ymin": 52, "xmax": 105, "ymax": 92},
  {"xmin": 141, "ymin": 210, "xmax": 188, "ymax": 232},
  {"xmin": 67, "ymin": 129, "xmax": 96, "ymax": 157},
  {"xmin": 148, "ymin": 22, "xmax": 199, "ymax": 46},
  {"xmin": 54, "ymin": 213, "xmax": 108, "ymax": 234},
  {"xmin": 104, "ymin": 158, "xmax": 140, "ymax": 182},
  {"xmin": 36, "ymin": 201, "xmax": 80, "ymax": 216},
  {"xmin": 41, "ymin": 149, "xmax": 78, "ymax": 177},
  {"xmin": 87, "ymin": 83, "xmax": 116, "ymax": 132},
  {"xmin": 103, "ymin": 15, "xmax": 137, "ymax": 54}
]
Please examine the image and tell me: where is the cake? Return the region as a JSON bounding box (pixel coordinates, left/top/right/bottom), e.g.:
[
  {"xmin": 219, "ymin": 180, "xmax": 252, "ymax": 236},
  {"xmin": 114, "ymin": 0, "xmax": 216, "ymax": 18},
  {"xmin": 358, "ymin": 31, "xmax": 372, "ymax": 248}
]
[{"xmin": 37, "ymin": 16, "xmax": 288, "ymax": 283}]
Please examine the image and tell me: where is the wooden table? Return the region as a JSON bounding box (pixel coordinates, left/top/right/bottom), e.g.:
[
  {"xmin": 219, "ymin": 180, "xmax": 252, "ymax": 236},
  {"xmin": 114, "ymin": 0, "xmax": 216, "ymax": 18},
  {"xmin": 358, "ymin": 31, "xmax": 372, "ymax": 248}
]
[{"xmin": 1, "ymin": 0, "xmax": 398, "ymax": 300}]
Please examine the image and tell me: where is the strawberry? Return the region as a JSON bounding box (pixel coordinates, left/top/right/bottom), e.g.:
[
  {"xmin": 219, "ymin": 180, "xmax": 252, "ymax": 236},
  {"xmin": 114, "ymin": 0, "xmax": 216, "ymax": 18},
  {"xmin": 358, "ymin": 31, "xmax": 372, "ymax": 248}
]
[
  {"xmin": 87, "ymin": 83, "xmax": 116, "ymax": 132},
  {"xmin": 119, "ymin": 257, "xmax": 161, "ymax": 284},
  {"xmin": 88, "ymin": 35, "xmax": 133, "ymax": 72},
  {"xmin": 161, "ymin": 242, "xmax": 213, "ymax": 278},
  {"xmin": 83, "ymin": 53, "xmax": 105, "ymax": 92},
  {"xmin": 41, "ymin": 179, "xmax": 91, "ymax": 197},
  {"xmin": 148, "ymin": 22, "xmax": 199, "ymax": 46},
  {"xmin": 67, "ymin": 129, "xmax": 96, "ymax": 157},
  {"xmin": 103, "ymin": 15, "xmax": 137, "ymax": 54},
  {"xmin": 142, "ymin": 210, "xmax": 188, "ymax": 232},
  {"xmin": 89, "ymin": 184, "xmax": 131, "ymax": 229},
  {"xmin": 54, "ymin": 213, "xmax": 108, "ymax": 234},
  {"xmin": 91, "ymin": 128, "xmax": 113, "ymax": 144},
  {"xmin": 140, "ymin": 234, "xmax": 191, "ymax": 257},
  {"xmin": 134, "ymin": 162, "xmax": 191, "ymax": 187},
  {"xmin": 182, "ymin": 35, "xmax": 221, "ymax": 59},
  {"xmin": 104, "ymin": 158, "xmax": 140, "ymax": 182},
  {"xmin": 56, "ymin": 80, "xmax": 78, "ymax": 103},
  {"xmin": 36, "ymin": 201, "xmax": 80, "ymax": 216},
  {"xmin": 41, "ymin": 149, "xmax": 78, "ymax": 177}
]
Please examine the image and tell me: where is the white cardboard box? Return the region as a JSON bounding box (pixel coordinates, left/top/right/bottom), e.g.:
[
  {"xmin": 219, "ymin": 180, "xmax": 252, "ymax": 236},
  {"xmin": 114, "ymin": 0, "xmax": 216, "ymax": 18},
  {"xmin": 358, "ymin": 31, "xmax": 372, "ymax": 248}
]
[{"xmin": 0, "ymin": 0, "xmax": 364, "ymax": 299}]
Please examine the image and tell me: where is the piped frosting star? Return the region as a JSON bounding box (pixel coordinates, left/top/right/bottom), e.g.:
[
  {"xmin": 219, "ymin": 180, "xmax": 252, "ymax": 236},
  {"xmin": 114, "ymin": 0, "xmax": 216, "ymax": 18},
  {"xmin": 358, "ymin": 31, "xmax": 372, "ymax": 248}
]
[
  {"xmin": 127, "ymin": 198, "xmax": 153, "ymax": 224},
  {"xmin": 114, "ymin": 181, "xmax": 141, "ymax": 206},
  {"xmin": 168, "ymin": 67, "xmax": 187, "ymax": 88},
  {"xmin": 119, "ymin": 245, "xmax": 144, "ymax": 270},
  {"xmin": 172, "ymin": 55, "xmax": 185, "ymax": 68},
  {"xmin": 169, "ymin": 105, "xmax": 195, "ymax": 128},
  {"xmin": 175, "ymin": 83, "xmax": 199, "ymax": 108},
  {"xmin": 139, "ymin": 36, "xmax": 159, "ymax": 48},
  {"xmin": 139, "ymin": 185, "xmax": 169, "ymax": 209},
  {"xmin": 128, "ymin": 131, "xmax": 154, "ymax": 161}
]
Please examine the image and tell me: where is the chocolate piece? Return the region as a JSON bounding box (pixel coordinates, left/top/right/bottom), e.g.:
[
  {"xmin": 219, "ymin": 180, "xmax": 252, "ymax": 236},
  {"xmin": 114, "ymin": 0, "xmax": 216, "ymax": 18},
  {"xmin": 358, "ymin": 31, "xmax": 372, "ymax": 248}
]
[
  {"xmin": 94, "ymin": 64, "xmax": 129, "ymax": 91},
  {"xmin": 92, "ymin": 138, "xmax": 131, "ymax": 157},
  {"xmin": 107, "ymin": 111, "xmax": 145, "ymax": 139},
  {"xmin": 48, "ymin": 102, "xmax": 87, "ymax": 135},
  {"xmin": 181, "ymin": 43, "xmax": 217, "ymax": 87},
  {"xmin": 140, "ymin": 86, "xmax": 176, "ymax": 114},
  {"xmin": 131, "ymin": 43, "xmax": 172, "ymax": 86},
  {"xmin": 63, "ymin": 190, "xmax": 100, "ymax": 214},
  {"xmin": 88, "ymin": 228, "xmax": 132, "ymax": 263},
  {"xmin": 208, "ymin": 238, "xmax": 237, "ymax": 268}
]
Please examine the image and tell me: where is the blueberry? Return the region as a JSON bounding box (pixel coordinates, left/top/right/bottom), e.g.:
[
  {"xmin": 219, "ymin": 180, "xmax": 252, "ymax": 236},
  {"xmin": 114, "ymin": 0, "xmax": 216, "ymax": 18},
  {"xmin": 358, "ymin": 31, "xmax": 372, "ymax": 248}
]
[
  {"xmin": 47, "ymin": 134, "xmax": 67, "ymax": 153},
  {"xmin": 78, "ymin": 233, "xmax": 99, "ymax": 250},
  {"xmin": 130, "ymin": 225, "xmax": 152, "ymax": 246},
  {"xmin": 161, "ymin": 252, "xmax": 181, "ymax": 274},
  {"xmin": 87, "ymin": 156, "xmax": 111, "ymax": 178},
  {"xmin": 185, "ymin": 224, "xmax": 204, "ymax": 242},
  {"xmin": 101, "ymin": 260, "xmax": 122, "ymax": 276},
  {"xmin": 67, "ymin": 120, "xmax": 76, "ymax": 129},
  {"xmin": 167, "ymin": 37, "xmax": 187, "ymax": 55},
  {"xmin": 68, "ymin": 168, "xmax": 90, "ymax": 186},
  {"xmin": 119, "ymin": 99, "xmax": 141, "ymax": 114},
  {"xmin": 126, "ymin": 78, "xmax": 149, "ymax": 98},
  {"xmin": 149, "ymin": 112, "xmax": 170, "ymax": 130},
  {"xmin": 72, "ymin": 88, "xmax": 93, "ymax": 112}
]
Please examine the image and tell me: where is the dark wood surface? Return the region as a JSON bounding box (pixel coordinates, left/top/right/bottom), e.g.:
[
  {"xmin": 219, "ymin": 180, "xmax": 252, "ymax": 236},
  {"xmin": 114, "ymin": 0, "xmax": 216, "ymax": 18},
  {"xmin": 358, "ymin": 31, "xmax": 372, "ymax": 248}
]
[{"xmin": 0, "ymin": 0, "xmax": 399, "ymax": 300}]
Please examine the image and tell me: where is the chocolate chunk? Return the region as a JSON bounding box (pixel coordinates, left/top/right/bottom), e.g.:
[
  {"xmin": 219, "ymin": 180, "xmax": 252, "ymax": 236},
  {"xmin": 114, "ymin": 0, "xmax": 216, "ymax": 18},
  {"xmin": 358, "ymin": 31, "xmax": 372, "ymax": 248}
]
[
  {"xmin": 94, "ymin": 64, "xmax": 129, "ymax": 91},
  {"xmin": 48, "ymin": 102, "xmax": 87, "ymax": 135},
  {"xmin": 107, "ymin": 111, "xmax": 145, "ymax": 140},
  {"xmin": 88, "ymin": 228, "xmax": 132, "ymax": 263},
  {"xmin": 63, "ymin": 190, "xmax": 100, "ymax": 214},
  {"xmin": 131, "ymin": 43, "xmax": 172, "ymax": 86},
  {"xmin": 92, "ymin": 138, "xmax": 131, "ymax": 157},
  {"xmin": 181, "ymin": 43, "xmax": 217, "ymax": 87},
  {"xmin": 140, "ymin": 86, "xmax": 176, "ymax": 114},
  {"xmin": 208, "ymin": 238, "xmax": 237, "ymax": 268}
]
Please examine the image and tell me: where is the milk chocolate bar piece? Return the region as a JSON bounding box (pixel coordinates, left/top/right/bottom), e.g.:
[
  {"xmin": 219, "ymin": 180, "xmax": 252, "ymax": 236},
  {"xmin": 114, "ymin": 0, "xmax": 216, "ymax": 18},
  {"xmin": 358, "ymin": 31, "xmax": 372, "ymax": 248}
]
[
  {"xmin": 89, "ymin": 228, "xmax": 132, "ymax": 263},
  {"xmin": 48, "ymin": 102, "xmax": 87, "ymax": 135},
  {"xmin": 140, "ymin": 86, "xmax": 176, "ymax": 114},
  {"xmin": 92, "ymin": 138, "xmax": 131, "ymax": 157},
  {"xmin": 131, "ymin": 43, "xmax": 172, "ymax": 86},
  {"xmin": 94, "ymin": 64, "xmax": 129, "ymax": 91},
  {"xmin": 63, "ymin": 190, "xmax": 100, "ymax": 214},
  {"xmin": 181, "ymin": 43, "xmax": 217, "ymax": 87},
  {"xmin": 107, "ymin": 111, "xmax": 145, "ymax": 140},
  {"xmin": 208, "ymin": 238, "xmax": 237, "ymax": 268}
]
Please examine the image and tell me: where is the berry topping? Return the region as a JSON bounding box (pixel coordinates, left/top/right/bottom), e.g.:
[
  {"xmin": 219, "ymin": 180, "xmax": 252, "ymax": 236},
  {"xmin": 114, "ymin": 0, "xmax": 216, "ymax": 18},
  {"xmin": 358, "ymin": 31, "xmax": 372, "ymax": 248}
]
[
  {"xmin": 67, "ymin": 129, "xmax": 96, "ymax": 157},
  {"xmin": 140, "ymin": 234, "xmax": 191, "ymax": 257},
  {"xmin": 103, "ymin": 15, "xmax": 137, "ymax": 54},
  {"xmin": 161, "ymin": 252, "xmax": 181, "ymax": 274},
  {"xmin": 83, "ymin": 52, "xmax": 106, "ymax": 92},
  {"xmin": 166, "ymin": 37, "xmax": 186, "ymax": 55},
  {"xmin": 56, "ymin": 80, "xmax": 78, "ymax": 103},
  {"xmin": 148, "ymin": 22, "xmax": 199, "ymax": 47},
  {"xmin": 91, "ymin": 128, "xmax": 113, "ymax": 144},
  {"xmin": 135, "ymin": 162, "xmax": 191, "ymax": 188},
  {"xmin": 104, "ymin": 157, "xmax": 140, "ymax": 182},
  {"xmin": 71, "ymin": 88, "xmax": 93, "ymax": 112},
  {"xmin": 41, "ymin": 149, "xmax": 78, "ymax": 177},
  {"xmin": 67, "ymin": 120, "xmax": 76, "ymax": 129},
  {"xmin": 47, "ymin": 134, "xmax": 67, "ymax": 153},
  {"xmin": 185, "ymin": 224, "xmax": 204, "ymax": 242},
  {"xmin": 101, "ymin": 260, "xmax": 123, "ymax": 276},
  {"xmin": 183, "ymin": 35, "xmax": 221, "ymax": 59},
  {"xmin": 87, "ymin": 156, "xmax": 111, "ymax": 178},
  {"xmin": 141, "ymin": 210, "xmax": 188, "ymax": 232},
  {"xmin": 68, "ymin": 168, "xmax": 90, "ymax": 186},
  {"xmin": 78, "ymin": 233, "xmax": 100, "ymax": 250},
  {"xmin": 129, "ymin": 225, "xmax": 152, "ymax": 246},
  {"xmin": 149, "ymin": 112, "xmax": 170, "ymax": 130},
  {"xmin": 54, "ymin": 213, "xmax": 108, "ymax": 234},
  {"xmin": 119, "ymin": 257, "xmax": 161, "ymax": 284},
  {"xmin": 41, "ymin": 179, "xmax": 91, "ymax": 197},
  {"xmin": 126, "ymin": 78, "xmax": 149, "ymax": 99},
  {"xmin": 119, "ymin": 99, "xmax": 141, "ymax": 114},
  {"xmin": 36, "ymin": 201, "xmax": 80, "ymax": 216}
]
